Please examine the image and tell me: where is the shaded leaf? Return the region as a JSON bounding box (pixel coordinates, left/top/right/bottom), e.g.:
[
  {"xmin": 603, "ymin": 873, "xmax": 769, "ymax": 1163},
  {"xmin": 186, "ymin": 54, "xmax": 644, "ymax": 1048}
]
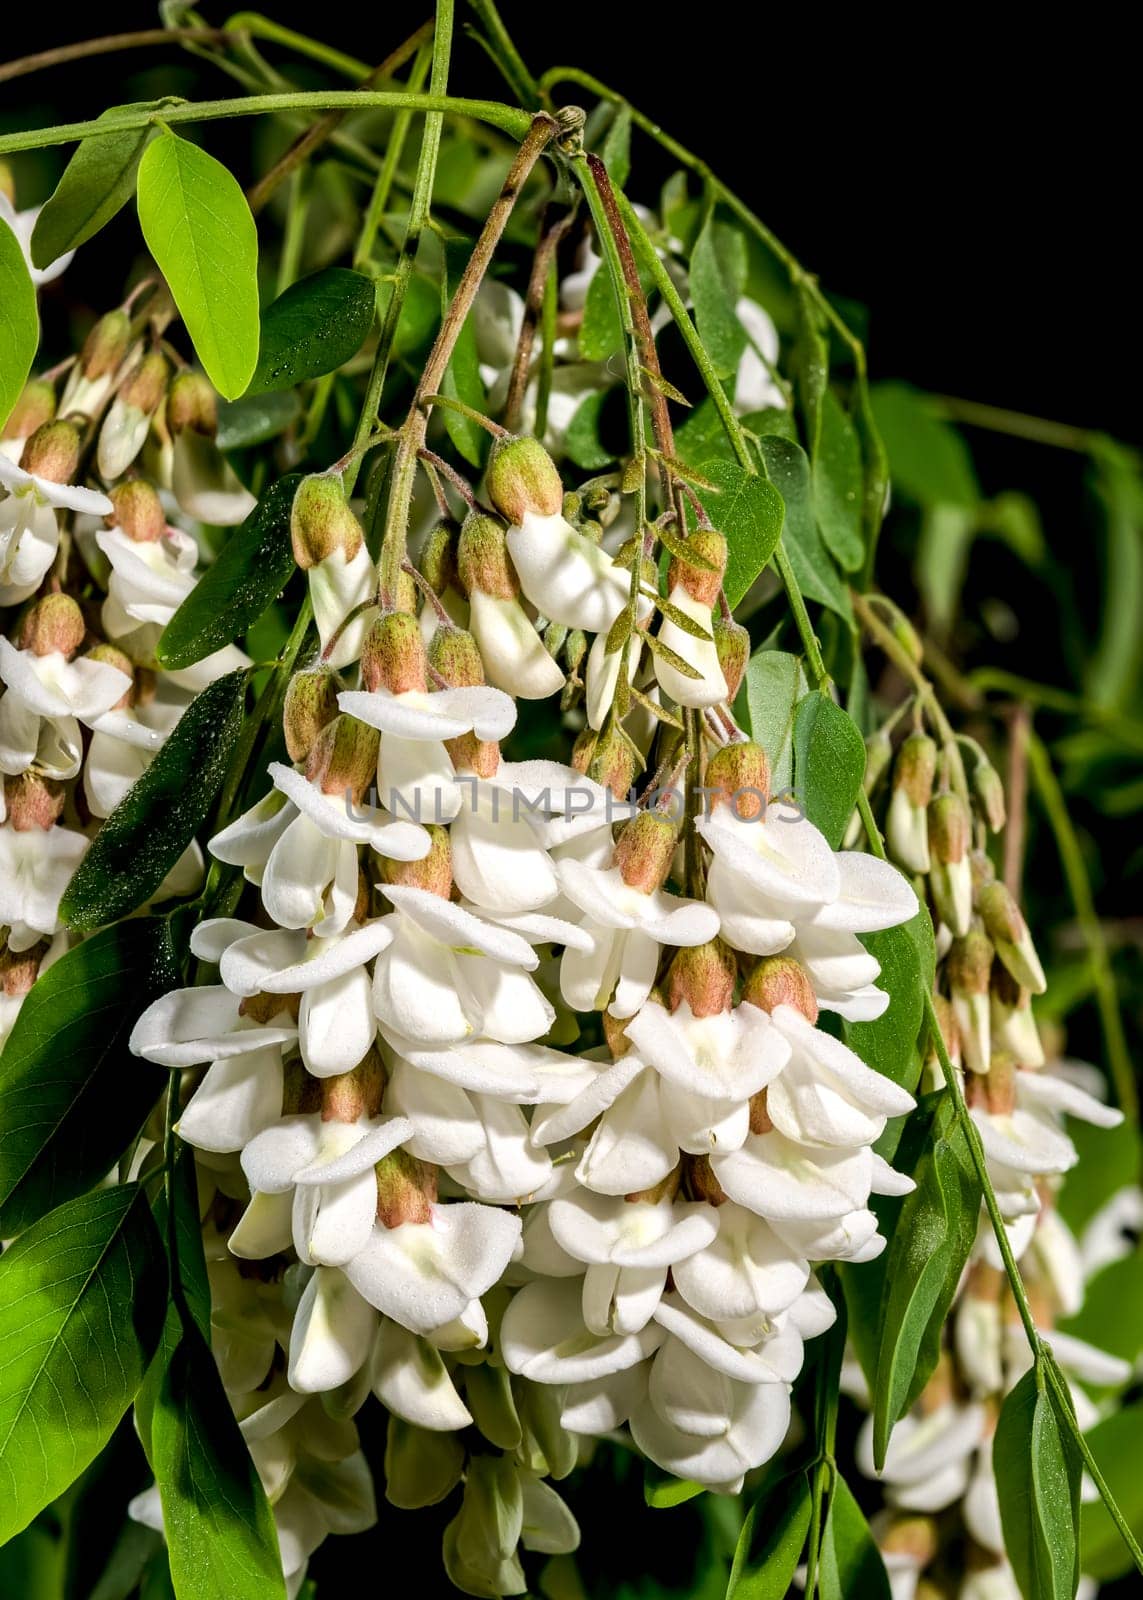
[
  {"xmin": 738, "ymin": 649, "xmax": 808, "ymax": 794},
  {"xmin": 440, "ymin": 239, "xmax": 490, "ymax": 468},
  {"xmin": 793, "ymin": 691, "xmax": 865, "ymax": 846},
  {"xmin": 601, "ymin": 103, "xmax": 632, "ymax": 190},
  {"xmin": 30, "ymin": 103, "xmax": 170, "ymax": 269},
  {"xmin": 842, "ymin": 910, "xmax": 933, "ymax": 1093},
  {"xmin": 995, "ymin": 1365, "xmax": 1082, "ymax": 1600},
  {"xmin": 565, "ymin": 387, "xmax": 617, "ymax": 471},
  {"xmin": 216, "ymin": 391, "xmax": 301, "ymax": 451},
  {"xmin": 814, "ymin": 389, "xmax": 865, "ymax": 571},
  {"xmin": 694, "ymin": 458, "xmax": 784, "ymax": 608},
  {"xmin": 870, "ymin": 381, "xmax": 979, "ymax": 508},
  {"xmin": 691, "ymin": 218, "xmax": 747, "ymax": 378},
  {"xmin": 1079, "ymin": 1404, "xmax": 1143, "ymax": 1580},
  {"xmin": 247, "ymin": 267, "xmax": 375, "ymax": 394},
  {"xmin": 757, "ymin": 435, "xmax": 851, "ymax": 620},
  {"xmin": 819, "ymin": 1475, "xmax": 891, "ymax": 1600},
  {"xmin": 0, "ymin": 218, "xmax": 37, "ymax": 431},
  {"xmin": 727, "ymin": 1470, "xmax": 811, "ymax": 1599}
]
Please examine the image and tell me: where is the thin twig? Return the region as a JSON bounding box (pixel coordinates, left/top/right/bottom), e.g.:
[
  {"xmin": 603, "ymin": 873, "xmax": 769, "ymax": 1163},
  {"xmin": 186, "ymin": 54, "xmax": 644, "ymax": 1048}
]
[
  {"xmin": 503, "ymin": 202, "xmax": 577, "ymax": 431},
  {"xmin": 0, "ymin": 28, "xmax": 226, "ymax": 85}
]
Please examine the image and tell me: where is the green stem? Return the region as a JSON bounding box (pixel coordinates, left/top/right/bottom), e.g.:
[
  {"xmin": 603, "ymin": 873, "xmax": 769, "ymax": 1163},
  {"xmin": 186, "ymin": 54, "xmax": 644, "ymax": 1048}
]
[
  {"xmin": 352, "ymin": 40, "xmax": 433, "ymax": 270},
  {"xmin": 464, "ymin": 0, "xmax": 540, "ymax": 105},
  {"xmin": 1026, "ymin": 731, "xmax": 1138, "ymax": 1120},
  {"xmin": 221, "ymin": 12, "xmax": 372, "ymax": 79},
  {"xmin": 276, "ymin": 166, "xmax": 310, "ymax": 295},
  {"xmin": 0, "ymin": 90, "xmax": 531, "ymax": 156},
  {"xmin": 927, "ymin": 394, "xmax": 1124, "ymax": 458}
]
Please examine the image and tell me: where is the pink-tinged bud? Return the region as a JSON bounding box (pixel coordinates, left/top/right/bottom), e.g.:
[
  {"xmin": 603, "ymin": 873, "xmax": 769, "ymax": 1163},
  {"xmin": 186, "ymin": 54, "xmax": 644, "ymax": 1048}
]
[
  {"xmin": 705, "ymin": 740, "xmax": 770, "ymax": 820},
  {"xmin": 106, "ymin": 479, "xmax": 165, "ymax": 543},
  {"xmin": 4, "ymin": 773, "xmax": 66, "ymax": 831},
  {"xmin": 457, "ymin": 512, "xmax": 518, "ymax": 600},
  {"xmin": 20, "ymin": 419, "xmax": 81, "ymax": 484},
  {"xmin": 485, "ymin": 436, "xmax": 564, "ymax": 524},
  {"xmin": 304, "ymin": 714, "xmax": 380, "ymax": 805},
  {"xmin": 928, "ymin": 792, "xmax": 972, "ymax": 936},
  {"xmin": 282, "ymin": 668, "xmax": 340, "ymax": 763},
  {"xmin": 420, "ymin": 522, "xmax": 459, "ymax": 596},
  {"xmin": 16, "ymin": 593, "xmax": 86, "ymax": 658},
  {"xmin": 361, "ymin": 610, "xmax": 427, "ymax": 695},
  {"xmin": 741, "ymin": 954, "xmax": 819, "ymax": 1024},
  {"xmin": 668, "ymin": 527, "xmax": 727, "ymax": 609},
  {"xmin": 166, "ymin": 370, "xmax": 218, "ymax": 437},
  {"xmin": 0, "ymin": 938, "xmax": 50, "ymax": 998},
  {"xmin": 613, "ymin": 810, "xmax": 679, "ymax": 893},
  {"xmin": 321, "ymin": 1050, "xmax": 385, "ymax": 1123},
  {"xmin": 667, "ymin": 939, "xmax": 736, "ymax": 1018},
  {"xmin": 427, "ymin": 624, "xmax": 485, "ymax": 688},
  {"xmin": 887, "ymin": 733, "xmax": 937, "ymax": 874},
  {"xmin": 583, "ymin": 724, "xmax": 640, "ymax": 800},
  {"xmin": 375, "ymin": 1148, "xmax": 437, "ymax": 1228},
  {"xmin": 379, "ymin": 825, "xmax": 452, "ymax": 898},
  {"xmin": 714, "ymin": 613, "xmax": 749, "ymax": 702},
  {"xmin": 290, "ymin": 474, "xmax": 364, "ymax": 571},
  {"xmin": 83, "ymin": 643, "xmax": 135, "ymax": 709},
  {"xmin": 4, "ymin": 379, "xmax": 56, "ymax": 442},
  {"xmin": 973, "ymin": 759, "xmax": 1007, "ymax": 833},
  {"xmin": 991, "ymin": 966, "xmax": 1045, "ymax": 1067},
  {"xmin": 685, "ymin": 1154, "xmax": 728, "ymax": 1206},
  {"xmin": 118, "ymin": 350, "xmax": 169, "ymax": 415},
  {"xmin": 978, "ymin": 881, "xmax": 1046, "ymax": 994},
  {"xmin": 947, "ymin": 925, "xmax": 994, "ymax": 1074},
  {"xmin": 78, "ymin": 310, "xmax": 131, "ymax": 382}
]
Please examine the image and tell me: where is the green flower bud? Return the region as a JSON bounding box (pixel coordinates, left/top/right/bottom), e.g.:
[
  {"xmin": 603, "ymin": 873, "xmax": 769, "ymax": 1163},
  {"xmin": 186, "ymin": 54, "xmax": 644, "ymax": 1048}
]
[
  {"xmin": 978, "ymin": 880, "xmax": 1046, "ymax": 994},
  {"xmin": 3, "ymin": 379, "xmax": 56, "ymax": 443},
  {"xmin": 613, "ymin": 810, "xmax": 678, "ymax": 893},
  {"xmin": 282, "ymin": 667, "xmax": 340, "ymax": 763},
  {"xmin": 16, "ymin": 592, "xmax": 85, "ymax": 658},
  {"xmin": 166, "ymin": 370, "xmax": 218, "ymax": 437},
  {"xmin": 290, "ymin": 473, "xmax": 364, "ymax": 570},
  {"xmin": 106, "ymin": 478, "xmax": 165, "ymax": 542},
  {"xmin": 485, "ymin": 436, "xmax": 564, "ymax": 524},
  {"xmin": 304, "ymin": 713, "xmax": 379, "ymax": 803},
  {"xmin": 21, "ymin": 418, "xmax": 80, "ymax": 484},
  {"xmin": 666, "ymin": 938, "xmax": 736, "ymax": 1018},
  {"xmin": 668, "ymin": 526, "xmax": 727, "ymax": 608}
]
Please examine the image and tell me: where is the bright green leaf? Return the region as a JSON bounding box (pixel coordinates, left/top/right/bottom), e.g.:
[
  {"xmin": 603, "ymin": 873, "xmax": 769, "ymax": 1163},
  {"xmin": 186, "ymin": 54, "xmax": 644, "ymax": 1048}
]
[
  {"xmin": 1079, "ymin": 1404, "xmax": 1143, "ymax": 1580},
  {"xmin": 737, "ymin": 650, "xmax": 808, "ymax": 795},
  {"xmin": 694, "ymin": 458, "xmax": 784, "ymax": 608},
  {"xmin": 0, "ymin": 1187, "xmax": 166, "ymax": 1544},
  {"xmin": 246, "ymin": 267, "xmax": 375, "ymax": 394},
  {"xmin": 30, "ymin": 103, "xmax": 171, "ymax": 270},
  {"xmin": 814, "ymin": 389, "xmax": 865, "ymax": 571},
  {"xmin": 0, "ymin": 919, "xmax": 178, "ymax": 1234},
  {"xmin": 61, "ymin": 670, "xmax": 248, "ymax": 929},
  {"xmin": 995, "ymin": 1365, "xmax": 1082, "ymax": 1600},
  {"xmin": 580, "ymin": 258, "xmax": 624, "ymax": 363},
  {"xmin": 727, "ymin": 1470, "xmax": 811, "ymax": 1599},
  {"xmin": 757, "ymin": 435, "xmax": 852, "ymax": 621},
  {"xmin": 137, "ymin": 131, "xmax": 260, "ymax": 399},
  {"xmin": 793, "ymin": 691, "xmax": 866, "ymax": 846},
  {"xmin": 0, "ymin": 218, "xmax": 38, "ymax": 432},
  {"xmin": 819, "ymin": 1475, "xmax": 891, "ymax": 1600},
  {"xmin": 870, "ymin": 382, "xmax": 979, "ymax": 508},
  {"xmin": 644, "ymin": 1463, "xmax": 705, "ymax": 1509},
  {"xmin": 157, "ymin": 475, "xmax": 302, "ymax": 669},
  {"xmin": 842, "ymin": 911, "xmax": 933, "ymax": 1093},
  {"xmin": 691, "ymin": 218, "xmax": 747, "ymax": 379}
]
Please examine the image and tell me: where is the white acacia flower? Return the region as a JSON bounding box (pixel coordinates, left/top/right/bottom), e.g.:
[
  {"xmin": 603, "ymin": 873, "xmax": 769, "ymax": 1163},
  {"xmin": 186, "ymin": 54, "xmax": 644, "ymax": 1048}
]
[
  {"xmin": 0, "ymin": 194, "xmax": 72, "ymax": 286},
  {"xmin": 626, "ymin": 998, "xmax": 790, "ymax": 1104},
  {"xmin": 0, "ymin": 822, "xmax": 88, "ymax": 949},
  {"xmin": 762, "ymin": 1005, "xmax": 916, "ymax": 1147},
  {"xmin": 0, "ymin": 452, "xmax": 111, "ymax": 604},
  {"xmin": 0, "ymin": 636, "xmax": 132, "ymax": 778},
  {"xmin": 501, "ymin": 1276, "xmax": 665, "ymax": 1387},
  {"xmin": 858, "ymin": 1400, "xmax": 990, "ymax": 1514},
  {"xmin": 129, "ymin": 983, "xmax": 298, "ymax": 1067},
  {"xmin": 671, "ymin": 1202, "xmax": 812, "ymax": 1323},
  {"xmin": 370, "ymin": 1316, "xmax": 473, "ymax": 1430},
  {"xmin": 83, "ymin": 694, "xmax": 186, "ymax": 818},
  {"xmin": 170, "ymin": 427, "xmax": 257, "ymax": 527},
  {"xmin": 309, "ymin": 544, "xmax": 377, "ymax": 670}
]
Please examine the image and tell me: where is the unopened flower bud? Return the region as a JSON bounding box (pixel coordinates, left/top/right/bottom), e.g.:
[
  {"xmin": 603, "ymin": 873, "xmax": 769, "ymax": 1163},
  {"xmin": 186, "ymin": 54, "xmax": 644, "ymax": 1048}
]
[
  {"xmin": 283, "ymin": 667, "xmax": 340, "ymax": 763},
  {"xmin": 82, "ymin": 310, "xmax": 132, "ymax": 382},
  {"xmin": 973, "ymin": 758, "xmax": 1007, "ymax": 833},
  {"xmin": 4, "ymin": 772, "xmax": 66, "ymax": 830},
  {"xmin": 166, "ymin": 370, "xmax": 218, "ymax": 437},
  {"xmin": 666, "ymin": 938, "xmax": 736, "ymax": 1017},
  {"xmin": 667, "ymin": 527, "xmax": 727, "ymax": 610},
  {"xmin": 880, "ymin": 1516, "xmax": 940, "ymax": 1568},
  {"xmin": 304, "ymin": 714, "xmax": 380, "ymax": 804},
  {"xmin": 978, "ymin": 880, "xmax": 1046, "ymax": 994},
  {"xmin": 385, "ymin": 1418, "xmax": 464, "ymax": 1510},
  {"xmin": 928, "ymin": 791, "xmax": 972, "ymax": 936},
  {"xmin": 457, "ymin": 512, "xmax": 517, "ymax": 600},
  {"xmin": 98, "ymin": 351, "xmax": 169, "ymax": 480},
  {"xmin": 926, "ymin": 990, "xmax": 961, "ymax": 1074},
  {"xmin": 379, "ymin": 824, "xmax": 452, "ymax": 898},
  {"xmin": 290, "ymin": 473, "xmax": 364, "ymax": 570},
  {"xmin": 888, "ymin": 733, "xmax": 937, "ymax": 873},
  {"xmin": 613, "ymin": 810, "xmax": 678, "ymax": 893},
  {"xmin": 741, "ymin": 954, "xmax": 819, "ymax": 1023},
  {"xmin": 21, "ymin": 418, "xmax": 80, "ymax": 484},
  {"xmin": 321, "ymin": 1051, "xmax": 385, "ymax": 1123},
  {"xmin": 486, "ymin": 436, "xmax": 564, "ymax": 524},
  {"xmin": 585, "ymin": 724, "xmax": 641, "ymax": 799},
  {"xmin": 984, "ymin": 1052, "xmax": 1018, "ymax": 1115},
  {"xmin": 714, "ymin": 613, "xmax": 749, "ymax": 702},
  {"xmin": 106, "ymin": 478, "xmax": 165, "ymax": 543},
  {"xmin": 3, "ymin": 379, "xmax": 56, "ymax": 445},
  {"xmin": 83, "ymin": 643, "xmax": 135, "ymax": 709},
  {"xmin": 16, "ymin": 592, "xmax": 86, "ymax": 658},
  {"xmin": 990, "ymin": 967, "xmax": 1044, "ymax": 1067},
  {"xmin": 375, "ymin": 1148, "xmax": 437, "ymax": 1228},
  {"xmin": 420, "ymin": 521, "xmax": 459, "ymax": 596},
  {"xmin": 947, "ymin": 924, "xmax": 995, "ymax": 1074},
  {"xmin": 704, "ymin": 740, "xmax": 770, "ymax": 820}
]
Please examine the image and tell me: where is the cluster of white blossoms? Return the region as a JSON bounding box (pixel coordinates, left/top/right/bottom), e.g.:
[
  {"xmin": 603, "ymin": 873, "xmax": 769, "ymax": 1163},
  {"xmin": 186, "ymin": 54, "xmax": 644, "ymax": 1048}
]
[
  {"xmin": 125, "ymin": 420, "xmax": 929, "ymax": 1594},
  {"xmin": 0, "ymin": 233, "xmax": 256, "ymax": 1044}
]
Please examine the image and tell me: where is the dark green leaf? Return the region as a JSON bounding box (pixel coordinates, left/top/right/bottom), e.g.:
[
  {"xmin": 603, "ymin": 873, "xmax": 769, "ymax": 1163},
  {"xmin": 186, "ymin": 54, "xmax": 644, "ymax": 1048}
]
[
  {"xmin": 30, "ymin": 103, "xmax": 170, "ymax": 269},
  {"xmin": 995, "ymin": 1365, "xmax": 1082, "ymax": 1600},
  {"xmin": 151, "ymin": 1322, "xmax": 286, "ymax": 1600},
  {"xmin": 1079, "ymin": 1404, "xmax": 1143, "ymax": 1580},
  {"xmin": 737, "ymin": 649, "xmax": 808, "ymax": 795},
  {"xmin": 61, "ymin": 671, "xmax": 248, "ymax": 929},
  {"xmin": 0, "ymin": 919, "xmax": 178, "ymax": 1234},
  {"xmin": 246, "ymin": 267, "xmax": 375, "ymax": 395},
  {"xmin": 601, "ymin": 103, "xmax": 632, "ymax": 190},
  {"xmin": 375, "ymin": 270, "xmax": 439, "ymax": 360},
  {"xmin": 579, "ymin": 256, "xmax": 625, "ymax": 363},
  {"xmin": 793, "ymin": 691, "xmax": 866, "ymax": 846},
  {"xmin": 136, "ymin": 131, "xmax": 260, "ymax": 400},
  {"xmin": 565, "ymin": 387, "xmax": 617, "ymax": 470},
  {"xmin": 814, "ymin": 389, "xmax": 864, "ymax": 571},
  {"xmin": 757, "ymin": 435, "xmax": 852, "ymax": 621},
  {"xmin": 440, "ymin": 239, "xmax": 490, "ymax": 469},
  {"xmin": 842, "ymin": 911, "xmax": 934, "ymax": 1093},
  {"xmin": 691, "ymin": 218, "xmax": 747, "ymax": 378},
  {"xmin": 216, "ymin": 391, "xmax": 301, "ymax": 450},
  {"xmin": 157, "ymin": 476, "xmax": 302, "ymax": 669},
  {"xmin": 727, "ymin": 1470, "xmax": 811, "ymax": 1598},
  {"xmin": 694, "ymin": 459, "xmax": 784, "ymax": 608},
  {"xmin": 870, "ymin": 382, "xmax": 979, "ymax": 509},
  {"xmin": 793, "ymin": 285, "xmax": 829, "ymax": 456},
  {"xmin": 0, "ymin": 218, "xmax": 38, "ymax": 431},
  {"xmin": 63, "ymin": 1416, "xmax": 153, "ymax": 1600},
  {"xmin": 819, "ymin": 1475, "xmax": 891, "ymax": 1600},
  {"xmin": 852, "ymin": 377, "xmax": 890, "ymax": 564},
  {"xmin": 0, "ymin": 1187, "xmax": 166, "ymax": 1544}
]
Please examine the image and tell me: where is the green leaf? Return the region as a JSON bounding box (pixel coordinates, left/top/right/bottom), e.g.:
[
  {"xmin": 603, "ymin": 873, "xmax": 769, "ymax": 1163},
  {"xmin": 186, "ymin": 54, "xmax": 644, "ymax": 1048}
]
[
  {"xmin": 579, "ymin": 257, "xmax": 625, "ymax": 363},
  {"xmin": 375, "ymin": 270, "xmax": 439, "ymax": 360},
  {"xmin": 793, "ymin": 691, "xmax": 866, "ymax": 846},
  {"xmin": 842, "ymin": 911, "xmax": 934, "ymax": 1093},
  {"xmin": 1057, "ymin": 1116, "xmax": 1142, "ymax": 1234},
  {"xmin": 30, "ymin": 103, "xmax": 170, "ymax": 270},
  {"xmin": 0, "ymin": 919, "xmax": 178, "ymax": 1235},
  {"xmin": 61, "ymin": 671, "xmax": 248, "ymax": 929},
  {"xmin": 1059, "ymin": 1249, "xmax": 1143, "ymax": 1370},
  {"xmin": 819, "ymin": 1475, "xmax": 891, "ymax": 1600},
  {"xmin": 151, "ymin": 1322, "xmax": 286, "ymax": 1600},
  {"xmin": 216, "ymin": 390, "xmax": 302, "ymax": 451},
  {"xmin": 565, "ymin": 387, "xmax": 617, "ymax": 470},
  {"xmin": 246, "ymin": 267, "xmax": 375, "ymax": 394},
  {"xmin": 136, "ymin": 130, "xmax": 260, "ymax": 400},
  {"xmin": 737, "ymin": 650, "xmax": 808, "ymax": 794},
  {"xmin": 0, "ymin": 1186, "xmax": 166, "ymax": 1544},
  {"xmin": 872, "ymin": 1094, "xmax": 981, "ymax": 1467},
  {"xmin": 0, "ymin": 217, "xmax": 38, "ymax": 432},
  {"xmin": 814, "ymin": 389, "xmax": 865, "ymax": 572},
  {"xmin": 156, "ymin": 475, "xmax": 302, "ymax": 669},
  {"xmin": 727, "ymin": 1470, "xmax": 811, "ymax": 1599},
  {"xmin": 793, "ymin": 285, "xmax": 829, "ymax": 456},
  {"xmin": 440, "ymin": 239, "xmax": 490, "ymax": 469},
  {"xmin": 869, "ymin": 382, "xmax": 979, "ymax": 508},
  {"xmin": 63, "ymin": 1417, "xmax": 153, "ymax": 1600},
  {"xmin": 601, "ymin": 103, "xmax": 632, "ymax": 190},
  {"xmin": 691, "ymin": 218, "xmax": 747, "ymax": 379},
  {"xmin": 694, "ymin": 459, "xmax": 784, "ymax": 608},
  {"xmin": 995, "ymin": 1365, "xmax": 1082, "ymax": 1600},
  {"xmin": 643, "ymin": 1462, "xmax": 705, "ymax": 1509},
  {"xmin": 1079, "ymin": 1404, "xmax": 1143, "ymax": 1580},
  {"xmin": 756, "ymin": 435, "xmax": 852, "ymax": 621}
]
